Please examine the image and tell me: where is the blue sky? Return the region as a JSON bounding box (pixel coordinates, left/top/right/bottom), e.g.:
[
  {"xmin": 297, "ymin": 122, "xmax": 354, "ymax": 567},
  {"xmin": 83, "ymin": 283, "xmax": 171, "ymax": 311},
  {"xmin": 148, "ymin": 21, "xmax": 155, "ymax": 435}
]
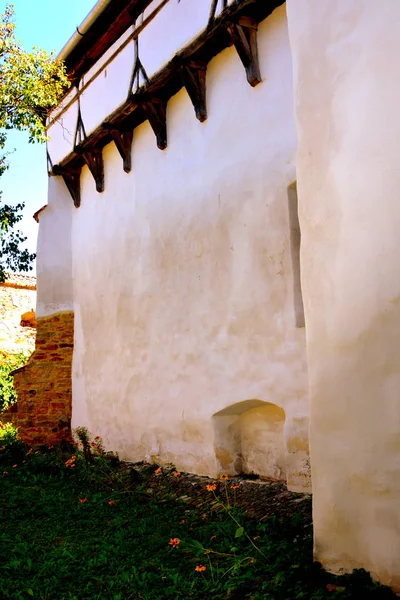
[{"xmin": 1, "ymin": 0, "xmax": 96, "ymax": 268}]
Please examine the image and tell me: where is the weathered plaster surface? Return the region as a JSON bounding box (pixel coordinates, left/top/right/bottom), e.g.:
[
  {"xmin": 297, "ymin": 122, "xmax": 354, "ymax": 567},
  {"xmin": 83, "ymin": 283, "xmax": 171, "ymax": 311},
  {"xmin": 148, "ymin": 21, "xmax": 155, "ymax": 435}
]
[
  {"xmin": 66, "ymin": 6, "xmax": 310, "ymax": 491},
  {"xmin": 36, "ymin": 177, "xmax": 73, "ymax": 318},
  {"xmin": 42, "ymin": 6, "xmax": 311, "ymax": 491},
  {"xmin": 214, "ymin": 400, "xmax": 287, "ymax": 480},
  {"xmin": 287, "ymin": 0, "xmax": 400, "ymax": 587}
]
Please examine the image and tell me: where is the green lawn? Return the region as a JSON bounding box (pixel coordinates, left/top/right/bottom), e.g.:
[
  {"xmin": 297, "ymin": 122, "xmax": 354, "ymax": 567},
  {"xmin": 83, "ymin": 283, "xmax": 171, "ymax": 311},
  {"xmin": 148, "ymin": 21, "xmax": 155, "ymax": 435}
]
[{"xmin": 0, "ymin": 434, "xmax": 396, "ymax": 600}]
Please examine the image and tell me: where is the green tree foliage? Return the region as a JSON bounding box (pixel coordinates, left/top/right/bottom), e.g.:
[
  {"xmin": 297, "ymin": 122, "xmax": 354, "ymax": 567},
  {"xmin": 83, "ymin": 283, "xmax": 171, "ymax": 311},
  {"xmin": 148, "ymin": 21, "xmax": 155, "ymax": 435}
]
[
  {"xmin": 0, "ymin": 350, "xmax": 27, "ymax": 410},
  {"xmin": 0, "ymin": 4, "xmax": 69, "ymax": 282}
]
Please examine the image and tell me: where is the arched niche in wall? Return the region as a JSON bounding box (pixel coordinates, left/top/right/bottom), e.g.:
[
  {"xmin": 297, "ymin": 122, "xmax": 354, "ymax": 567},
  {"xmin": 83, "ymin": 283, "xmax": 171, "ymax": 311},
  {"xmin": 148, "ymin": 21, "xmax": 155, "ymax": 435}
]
[{"xmin": 213, "ymin": 399, "xmax": 286, "ymax": 482}]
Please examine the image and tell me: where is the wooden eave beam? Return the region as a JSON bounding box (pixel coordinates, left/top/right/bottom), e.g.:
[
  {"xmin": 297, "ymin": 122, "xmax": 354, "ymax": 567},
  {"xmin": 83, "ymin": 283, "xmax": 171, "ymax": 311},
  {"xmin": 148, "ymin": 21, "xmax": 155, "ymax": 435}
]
[
  {"xmin": 138, "ymin": 96, "xmax": 167, "ymax": 150},
  {"xmin": 226, "ymin": 16, "xmax": 261, "ymax": 87},
  {"xmin": 65, "ymin": 0, "xmax": 154, "ymax": 85},
  {"xmin": 176, "ymin": 60, "xmax": 208, "ymax": 122},
  {"xmin": 52, "ymin": 165, "xmax": 82, "ymax": 208},
  {"xmin": 106, "ymin": 126, "xmax": 133, "ymax": 173},
  {"xmin": 81, "ymin": 149, "xmax": 105, "ymax": 193},
  {"xmin": 53, "ymin": 0, "xmax": 284, "ymax": 204}
]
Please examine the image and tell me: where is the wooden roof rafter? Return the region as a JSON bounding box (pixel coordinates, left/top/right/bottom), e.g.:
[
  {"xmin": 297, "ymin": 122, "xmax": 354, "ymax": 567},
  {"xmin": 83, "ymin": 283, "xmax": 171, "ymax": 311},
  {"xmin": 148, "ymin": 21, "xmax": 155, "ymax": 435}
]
[
  {"xmin": 50, "ymin": 0, "xmax": 284, "ymax": 207},
  {"xmin": 64, "ymin": 0, "xmax": 156, "ymax": 86}
]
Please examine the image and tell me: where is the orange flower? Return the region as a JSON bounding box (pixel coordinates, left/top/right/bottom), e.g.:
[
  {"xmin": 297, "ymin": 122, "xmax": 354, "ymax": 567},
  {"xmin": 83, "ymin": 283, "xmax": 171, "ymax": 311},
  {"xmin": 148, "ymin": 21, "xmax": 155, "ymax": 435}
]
[
  {"xmin": 253, "ymin": 536, "xmax": 260, "ymax": 541},
  {"xmin": 169, "ymin": 538, "xmax": 181, "ymax": 548},
  {"xmin": 65, "ymin": 455, "xmax": 77, "ymax": 468},
  {"xmin": 108, "ymin": 500, "xmax": 116, "ymax": 506},
  {"xmin": 154, "ymin": 467, "xmax": 162, "ymax": 475},
  {"xmin": 26, "ymin": 448, "xmax": 32, "ymax": 456},
  {"xmin": 195, "ymin": 565, "xmax": 206, "ymax": 572},
  {"xmin": 220, "ymin": 475, "xmax": 229, "ymax": 481},
  {"xmin": 34, "ymin": 451, "xmax": 39, "ymax": 455},
  {"xmin": 206, "ymin": 484, "xmax": 217, "ymax": 492},
  {"xmin": 3, "ymin": 471, "xmax": 8, "ymax": 476},
  {"xmin": 79, "ymin": 498, "xmax": 87, "ymax": 503},
  {"xmin": 173, "ymin": 471, "xmax": 181, "ymax": 477},
  {"xmin": 180, "ymin": 519, "xmax": 186, "ymax": 525},
  {"xmin": 12, "ymin": 464, "xmax": 17, "ymax": 468},
  {"xmin": 230, "ymin": 484, "xmax": 240, "ymax": 489},
  {"xmin": 90, "ymin": 442, "xmax": 97, "ymax": 447}
]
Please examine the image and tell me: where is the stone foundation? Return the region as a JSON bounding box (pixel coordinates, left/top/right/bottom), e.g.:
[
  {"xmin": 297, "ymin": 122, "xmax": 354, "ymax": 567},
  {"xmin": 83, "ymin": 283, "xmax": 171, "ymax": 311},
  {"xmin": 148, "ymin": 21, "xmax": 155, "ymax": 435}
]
[{"xmin": 1, "ymin": 311, "xmax": 74, "ymax": 445}]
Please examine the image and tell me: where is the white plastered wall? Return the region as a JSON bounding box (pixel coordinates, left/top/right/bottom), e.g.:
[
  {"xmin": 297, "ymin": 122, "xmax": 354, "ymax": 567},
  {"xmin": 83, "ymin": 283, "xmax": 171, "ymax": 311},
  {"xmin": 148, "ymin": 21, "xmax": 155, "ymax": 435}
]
[
  {"xmin": 287, "ymin": 0, "xmax": 400, "ymax": 588},
  {"xmin": 44, "ymin": 5, "xmax": 310, "ymax": 491},
  {"xmin": 36, "ymin": 176, "xmax": 73, "ymax": 318}
]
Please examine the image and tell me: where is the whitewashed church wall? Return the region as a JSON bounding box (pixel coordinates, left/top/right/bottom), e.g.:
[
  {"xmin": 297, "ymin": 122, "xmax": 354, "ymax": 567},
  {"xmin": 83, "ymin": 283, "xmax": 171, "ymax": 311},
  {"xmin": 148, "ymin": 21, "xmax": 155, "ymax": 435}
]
[
  {"xmin": 79, "ymin": 28, "xmax": 134, "ymax": 137},
  {"xmin": 47, "ymin": 88, "xmax": 78, "ymax": 167},
  {"xmin": 36, "ymin": 176, "xmax": 73, "ymax": 318},
  {"xmin": 65, "ymin": 5, "xmax": 310, "ymax": 490}
]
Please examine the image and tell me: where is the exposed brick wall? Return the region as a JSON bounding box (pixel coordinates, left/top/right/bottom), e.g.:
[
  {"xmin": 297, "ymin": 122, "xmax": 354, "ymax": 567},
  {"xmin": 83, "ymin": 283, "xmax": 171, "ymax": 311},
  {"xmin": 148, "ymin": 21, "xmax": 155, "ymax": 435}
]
[
  {"xmin": 1, "ymin": 311, "xmax": 74, "ymax": 445},
  {"xmin": 0, "ymin": 274, "xmax": 37, "ymax": 354}
]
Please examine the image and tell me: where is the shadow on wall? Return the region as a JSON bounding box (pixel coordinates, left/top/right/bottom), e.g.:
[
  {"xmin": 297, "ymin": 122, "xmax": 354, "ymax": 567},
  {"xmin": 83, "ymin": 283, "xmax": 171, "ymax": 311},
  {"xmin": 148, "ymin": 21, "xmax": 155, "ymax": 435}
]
[{"xmin": 213, "ymin": 399, "xmax": 286, "ymax": 482}]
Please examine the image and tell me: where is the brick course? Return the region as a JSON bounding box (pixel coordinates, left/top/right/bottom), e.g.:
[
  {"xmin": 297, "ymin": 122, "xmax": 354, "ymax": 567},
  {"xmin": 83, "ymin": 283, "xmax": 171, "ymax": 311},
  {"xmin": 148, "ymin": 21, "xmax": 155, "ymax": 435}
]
[{"xmin": 1, "ymin": 311, "xmax": 74, "ymax": 445}]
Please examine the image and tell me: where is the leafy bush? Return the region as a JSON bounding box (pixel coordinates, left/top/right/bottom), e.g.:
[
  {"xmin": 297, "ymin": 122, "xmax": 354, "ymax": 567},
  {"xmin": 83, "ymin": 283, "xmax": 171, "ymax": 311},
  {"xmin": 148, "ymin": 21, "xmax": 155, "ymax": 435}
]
[
  {"xmin": 0, "ymin": 421, "xmax": 18, "ymax": 442},
  {"xmin": 0, "ymin": 422, "xmax": 26, "ymax": 466},
  {"xmin": 0, "ymin": 350, "xmax": 28, "ymax": 410}
]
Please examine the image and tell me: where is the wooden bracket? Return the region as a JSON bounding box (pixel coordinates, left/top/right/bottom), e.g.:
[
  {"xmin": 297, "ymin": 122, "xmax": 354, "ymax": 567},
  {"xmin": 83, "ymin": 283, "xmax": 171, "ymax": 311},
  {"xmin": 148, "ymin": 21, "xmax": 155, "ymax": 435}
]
[
  {"xmin": 207, "ymin": 0, "xmax": 228, "ymax": 30},
  {"xmin": 107, "ymin": 127, "xmax": 133, "ymax": 173},
  {"xmin": 177, "ymin": 61, "xmax": 208, "ymax": 122},
  {"xmin": 52, "ymin": 165, "xmax": 82, "ymax": 208},
  {"xmin": 53, "ymin": 147, "xmax": 103, "ymax": 205},
  {"xmin": 227, "ymin": 17, "xmax": 261, "ymax": 87},
  {"xmin": 46, "ymin": 149, "xmax": 54, "ymax": 176},
  {"xmin": 74, "ymin": 106, "xmax": 87, "ymax": 148},
  {"xmin": 81, "ymin": 149, "xmax": 105, "ymax": 193},
  {"xmin": 141, "ymin": 97, "xmax": 167, "ymax": 150},
  {"xmin": 128, "ymin": 37, "xmax": 150, "ymax": 96}
]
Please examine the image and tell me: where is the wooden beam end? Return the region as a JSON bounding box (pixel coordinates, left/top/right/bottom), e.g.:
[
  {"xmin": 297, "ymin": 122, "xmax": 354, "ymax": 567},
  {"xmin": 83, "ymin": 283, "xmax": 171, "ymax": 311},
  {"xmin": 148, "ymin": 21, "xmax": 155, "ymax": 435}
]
[{"xmin": 156, "ymin": 136, "xmax": 168, "ymax": 150}]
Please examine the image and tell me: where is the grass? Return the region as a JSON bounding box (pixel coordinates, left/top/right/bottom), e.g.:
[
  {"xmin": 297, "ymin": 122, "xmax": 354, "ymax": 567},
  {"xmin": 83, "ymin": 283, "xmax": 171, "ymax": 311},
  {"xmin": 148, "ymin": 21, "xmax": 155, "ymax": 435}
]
[{"xmin": 0, "ymin": 427, "xmax": 397, "ymax": 600}]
